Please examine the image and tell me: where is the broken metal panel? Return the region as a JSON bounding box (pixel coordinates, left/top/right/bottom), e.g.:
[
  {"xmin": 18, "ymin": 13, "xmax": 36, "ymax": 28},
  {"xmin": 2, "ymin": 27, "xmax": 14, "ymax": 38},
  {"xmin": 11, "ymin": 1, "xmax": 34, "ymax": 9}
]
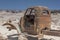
[{"xmin": 42, "ymin": 30, "xmax": 60, "ymax": 37}]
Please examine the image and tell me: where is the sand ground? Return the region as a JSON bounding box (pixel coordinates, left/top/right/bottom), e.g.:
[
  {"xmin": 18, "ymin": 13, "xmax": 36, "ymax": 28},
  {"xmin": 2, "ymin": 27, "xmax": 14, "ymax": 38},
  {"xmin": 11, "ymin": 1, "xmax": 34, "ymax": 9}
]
[{"xmin": 0, "ymin": 11, "xmax": 60, "ymax": 40}]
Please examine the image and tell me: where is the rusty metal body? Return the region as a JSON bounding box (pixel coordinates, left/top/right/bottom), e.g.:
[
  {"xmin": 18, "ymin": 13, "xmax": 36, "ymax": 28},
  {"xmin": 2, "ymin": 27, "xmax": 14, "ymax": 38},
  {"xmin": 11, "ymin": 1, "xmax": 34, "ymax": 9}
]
[
  {"xmin": 42, "ymin": 30, "xmax": 60, "ymax": 37},
  {"xmin": 20, "ymin": 6, "xmax": 51, "ymax": 36}
]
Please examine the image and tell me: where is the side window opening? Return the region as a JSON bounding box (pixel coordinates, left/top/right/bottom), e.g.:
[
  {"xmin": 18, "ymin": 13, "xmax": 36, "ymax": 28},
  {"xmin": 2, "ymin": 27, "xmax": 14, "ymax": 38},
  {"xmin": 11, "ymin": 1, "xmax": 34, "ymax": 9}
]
[
  {"xmin": 26, "ymin": 9, "xmax": 31, "ymax": 15},
  {"xmin": 42, "ymin": 10, "xmax": 49, "ymax": 15},
  {"xmin": 31, "ymin": 9, "xmax": 35, "ymax": 15}
]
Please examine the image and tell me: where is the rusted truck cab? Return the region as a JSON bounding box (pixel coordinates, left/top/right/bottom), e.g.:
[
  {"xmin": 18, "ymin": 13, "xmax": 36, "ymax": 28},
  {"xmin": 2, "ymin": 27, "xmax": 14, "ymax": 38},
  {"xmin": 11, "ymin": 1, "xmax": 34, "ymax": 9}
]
[{"xmin": 20, "ymin": 6, "xmax": 51, "ymax": 35}]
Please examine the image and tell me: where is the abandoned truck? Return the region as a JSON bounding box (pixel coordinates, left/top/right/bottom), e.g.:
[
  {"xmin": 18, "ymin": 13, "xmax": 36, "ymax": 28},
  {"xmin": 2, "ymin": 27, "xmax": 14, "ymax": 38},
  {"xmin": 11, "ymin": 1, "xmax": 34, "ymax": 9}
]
[{"xmin": 20, "ymin": 6, "xmax": 51, "ymax": 39}]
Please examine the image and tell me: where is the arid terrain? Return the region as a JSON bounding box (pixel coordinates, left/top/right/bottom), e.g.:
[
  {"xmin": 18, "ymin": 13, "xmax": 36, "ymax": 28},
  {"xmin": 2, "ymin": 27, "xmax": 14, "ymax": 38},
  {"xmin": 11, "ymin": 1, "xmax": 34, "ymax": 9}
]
[{"xmin": 0, "ymin": 10, "xmax": 60, "ymax": 40}]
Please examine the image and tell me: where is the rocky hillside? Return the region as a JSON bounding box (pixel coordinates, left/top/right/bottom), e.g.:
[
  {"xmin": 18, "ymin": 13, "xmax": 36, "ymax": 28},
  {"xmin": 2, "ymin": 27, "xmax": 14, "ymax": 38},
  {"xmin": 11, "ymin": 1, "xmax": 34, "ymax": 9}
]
[{"xmin": 0, "ymin": 10, "xmax": 25, "ymax": 25}]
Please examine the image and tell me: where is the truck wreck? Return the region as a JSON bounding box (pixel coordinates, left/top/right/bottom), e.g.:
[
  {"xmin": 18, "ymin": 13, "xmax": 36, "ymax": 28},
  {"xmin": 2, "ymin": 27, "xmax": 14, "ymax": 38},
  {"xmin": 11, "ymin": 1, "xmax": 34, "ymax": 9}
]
[{"xmin": 20, "ymin": 6, "xmax": 51, "ymax": 39}]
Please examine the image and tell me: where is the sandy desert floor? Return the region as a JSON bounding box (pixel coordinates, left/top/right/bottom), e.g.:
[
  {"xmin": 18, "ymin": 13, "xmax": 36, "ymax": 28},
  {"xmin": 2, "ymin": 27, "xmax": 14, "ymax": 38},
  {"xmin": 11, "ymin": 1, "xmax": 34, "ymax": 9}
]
[{"xmin": 0, "ymin": 11, "xmax": 60, "ymax": 40}]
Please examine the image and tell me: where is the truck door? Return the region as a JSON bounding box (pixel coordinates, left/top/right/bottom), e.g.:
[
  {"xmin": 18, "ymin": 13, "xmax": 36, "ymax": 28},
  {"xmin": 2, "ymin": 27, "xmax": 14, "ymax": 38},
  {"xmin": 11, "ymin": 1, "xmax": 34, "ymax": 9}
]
[{"xmin": 24, "ymin": 8, "xmax": 37, "ymax": 34}]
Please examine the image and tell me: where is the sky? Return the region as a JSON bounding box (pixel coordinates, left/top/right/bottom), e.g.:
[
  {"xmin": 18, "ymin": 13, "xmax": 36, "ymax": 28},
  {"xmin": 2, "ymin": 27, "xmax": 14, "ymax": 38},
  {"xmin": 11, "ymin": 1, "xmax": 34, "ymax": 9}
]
[{"xmin": 0, "ymin": 0, "xmax": 60, "ymax": 10}]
